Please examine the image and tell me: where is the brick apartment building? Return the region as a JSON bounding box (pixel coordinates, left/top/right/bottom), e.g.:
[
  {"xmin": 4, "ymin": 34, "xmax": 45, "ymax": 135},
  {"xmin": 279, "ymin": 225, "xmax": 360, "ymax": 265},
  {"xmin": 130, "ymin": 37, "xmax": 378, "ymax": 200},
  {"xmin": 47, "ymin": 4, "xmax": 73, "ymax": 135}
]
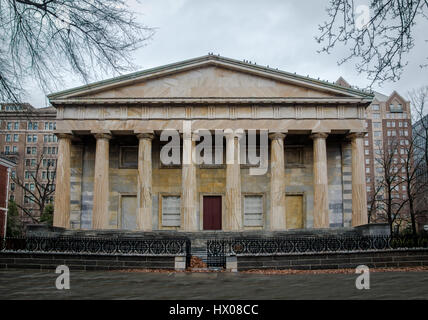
[
  {"xmin": 336, "ymin": 78, "xmax": 413, "ymax": 230},
  {"xmin": 0, "ymin": 103, "xmax": 57, "ymax": 225},
  {"xmin": 0, "ymin": 156, "xmax": 15, "ymax": 238}
]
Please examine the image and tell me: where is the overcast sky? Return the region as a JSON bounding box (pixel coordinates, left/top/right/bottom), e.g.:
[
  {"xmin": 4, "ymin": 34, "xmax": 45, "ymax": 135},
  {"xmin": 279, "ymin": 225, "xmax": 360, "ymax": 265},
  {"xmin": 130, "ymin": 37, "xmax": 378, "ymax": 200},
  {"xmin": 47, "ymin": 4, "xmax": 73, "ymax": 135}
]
[{"xmin": 28, "ymin": 0, "xmax": 428, "ymax": 108}]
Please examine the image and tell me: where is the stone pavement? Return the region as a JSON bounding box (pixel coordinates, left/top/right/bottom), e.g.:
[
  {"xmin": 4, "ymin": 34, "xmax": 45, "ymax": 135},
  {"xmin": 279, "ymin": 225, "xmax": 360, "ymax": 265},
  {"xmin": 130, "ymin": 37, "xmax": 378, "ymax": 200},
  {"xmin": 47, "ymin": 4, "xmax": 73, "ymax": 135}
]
[{"xmin": 0, "ymin": 269, "xmax": 427, "ymax": 299}]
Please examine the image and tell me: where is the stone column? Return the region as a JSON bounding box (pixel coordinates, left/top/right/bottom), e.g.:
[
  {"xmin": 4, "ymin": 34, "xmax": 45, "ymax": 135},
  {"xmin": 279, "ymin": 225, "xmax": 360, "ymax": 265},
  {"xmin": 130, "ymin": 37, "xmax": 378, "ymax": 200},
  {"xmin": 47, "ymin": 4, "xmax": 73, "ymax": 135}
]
[
  {"xmin": 92, "ymin": 133, "xmax": 112, "ymax": 230},
  {"xmin": 269, "ymin": 133, "xmax": 287, "ymax": 230},
  {"xmin": 182, "ymin": 131, "xmax": 198, "ymax": 231},
  {"xmin": 348, "ymin": 132, "xmax": 368, "ymax": 226},
  {"xmin": 310, "ymin": 132, "xmax": 329, "ymax": 228},
  {"xmin": 53, "ymin": 133, "xmax": 72, "ymax": 228},
  {"xmin": 225, "ymin": 132, "xmax": 242, "ymax": 231},
  {"xmin": 137, "ymin": 133, "xmax": 154, "ymax": 231}
]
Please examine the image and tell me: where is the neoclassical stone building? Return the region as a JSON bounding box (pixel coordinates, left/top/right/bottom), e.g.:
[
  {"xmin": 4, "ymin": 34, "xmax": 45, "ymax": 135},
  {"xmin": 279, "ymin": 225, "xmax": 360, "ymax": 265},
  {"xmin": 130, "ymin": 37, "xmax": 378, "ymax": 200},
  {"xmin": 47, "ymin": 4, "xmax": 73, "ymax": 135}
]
[{"xmin": 49, "ymin": 55, "xmax": 372, "ymax": 232}]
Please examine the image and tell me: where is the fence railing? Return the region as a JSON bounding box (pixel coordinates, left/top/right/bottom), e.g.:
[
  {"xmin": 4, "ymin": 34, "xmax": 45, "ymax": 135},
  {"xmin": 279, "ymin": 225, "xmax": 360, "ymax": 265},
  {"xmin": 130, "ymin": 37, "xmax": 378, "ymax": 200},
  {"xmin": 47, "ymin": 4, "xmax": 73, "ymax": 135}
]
[
  {"xmin": 206, "ymin": 235, "xmax": 428, "ymax": 267},
  {"xmin": 1, "ymin": 237, "xmax": 191, "ymax": 256}
]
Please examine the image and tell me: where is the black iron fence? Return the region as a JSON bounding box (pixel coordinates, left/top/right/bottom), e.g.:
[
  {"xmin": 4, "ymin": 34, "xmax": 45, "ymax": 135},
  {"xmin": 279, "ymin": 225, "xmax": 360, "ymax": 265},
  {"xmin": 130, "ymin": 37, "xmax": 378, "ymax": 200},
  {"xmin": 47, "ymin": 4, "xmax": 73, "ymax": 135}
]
[
  {"xmin": 207, "ymin": 235, "xmax": 428, "ymax": 268},
  {"xmin": 1, "ymin": 237, "xmax": 191, "ymax": 256}
]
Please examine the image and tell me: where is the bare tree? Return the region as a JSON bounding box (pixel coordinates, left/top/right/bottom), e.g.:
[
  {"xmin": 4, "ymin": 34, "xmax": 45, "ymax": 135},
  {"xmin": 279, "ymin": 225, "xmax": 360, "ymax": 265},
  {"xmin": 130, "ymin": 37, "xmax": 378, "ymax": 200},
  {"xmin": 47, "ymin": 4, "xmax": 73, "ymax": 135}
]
[
  {"xmin": 11, "ymin": 153, "xmax": 56, "ymax": 224},
  {"xmin": 317, "ymin": 0, "xmax": 428, "ymax": 85},
  {"xmin": 400, "ymin": 136, "xmax": 427, "ymax": 238},
  {"xmin": 409, "ymin": 86, "xmax": 428, "ymax": 167},
  {"xmin": 409, "ymin": 86, "xmax": 428, "ymax": 232},
  {"xmin": 0, "ymin": 0, "xmax": 154, "ymax": 103},
  {"xmin": 367, "ymin": 182, "xmax": 383, "ymax": 223},
  {"xmin": 372, "ymin": 138, "xmax": 407, "ymax": 234}
]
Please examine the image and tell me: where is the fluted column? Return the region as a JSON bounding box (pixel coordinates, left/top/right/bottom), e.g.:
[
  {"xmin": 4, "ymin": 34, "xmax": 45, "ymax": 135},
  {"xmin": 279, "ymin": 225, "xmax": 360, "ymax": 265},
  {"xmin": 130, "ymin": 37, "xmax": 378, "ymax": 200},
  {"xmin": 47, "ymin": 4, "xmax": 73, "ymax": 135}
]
[
  {"xmin": 225, "ymin": 133, "xmax": 242, "ymax": 230},
  {"xmin": 348, "ymin": 132, "xmax": 368, "ymax": 226},
  {"xmin": 92, "ymin": 133, "xmax": 112, "ymax": 229},
  {"xmin": 53, "ymin": 133, "xmax": 72, "ymax": 228},
  {"xmin": 310, "ymin": 132, "xmax": 329, "ymax": 228},
  {"xmin": 269, "ymin": 133, "xmax": 287, "ymax": 230},
  {"xmin": 137, "ymin": 133, "xmax": 154, "ymax": 231},
  {"xmin": 182, "ymin": 131, "xmax": 198, "ymax": 231}
]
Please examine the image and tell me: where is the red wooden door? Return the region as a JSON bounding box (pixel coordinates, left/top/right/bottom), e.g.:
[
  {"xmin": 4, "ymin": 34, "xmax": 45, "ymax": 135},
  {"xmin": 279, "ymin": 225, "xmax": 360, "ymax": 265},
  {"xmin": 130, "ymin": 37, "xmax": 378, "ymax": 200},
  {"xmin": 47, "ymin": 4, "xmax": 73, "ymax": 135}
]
[{"xmin": 203, "ymin": 196, "xmax": 222, "ymax": 230}]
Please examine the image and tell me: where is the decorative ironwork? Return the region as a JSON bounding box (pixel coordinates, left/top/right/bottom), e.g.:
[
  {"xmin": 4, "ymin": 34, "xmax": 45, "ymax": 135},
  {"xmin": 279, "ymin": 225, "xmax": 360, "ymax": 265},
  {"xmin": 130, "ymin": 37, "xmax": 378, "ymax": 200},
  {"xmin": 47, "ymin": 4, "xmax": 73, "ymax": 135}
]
[
  {"xmin": 207, "ymin": 235, "xmax": 428, "ymax": 268},
  {"xmin": 0, "ymin": 237, "xmax": 190, "ymax": 256},
  {"xmin": 206, "ymin": 240, "xmax": 226, "ymax": 268}
]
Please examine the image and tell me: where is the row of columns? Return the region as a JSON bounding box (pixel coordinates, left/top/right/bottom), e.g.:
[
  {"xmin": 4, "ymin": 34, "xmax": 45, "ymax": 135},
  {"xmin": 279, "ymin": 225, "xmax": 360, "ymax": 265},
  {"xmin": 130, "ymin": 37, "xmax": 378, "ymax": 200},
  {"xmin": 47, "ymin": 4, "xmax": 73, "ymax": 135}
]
[{"xmin": 53, "ymin": 131, "xmax": 368, "ymax": 230}]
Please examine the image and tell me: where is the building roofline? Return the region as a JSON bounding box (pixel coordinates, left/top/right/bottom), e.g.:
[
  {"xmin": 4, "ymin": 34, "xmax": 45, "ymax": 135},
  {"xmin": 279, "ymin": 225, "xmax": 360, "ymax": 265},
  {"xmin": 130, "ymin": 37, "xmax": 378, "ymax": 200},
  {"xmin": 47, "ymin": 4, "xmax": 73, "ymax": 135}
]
[{"xmin": 48, "ymin": 54, "xmax": 375, "ymax": 101}]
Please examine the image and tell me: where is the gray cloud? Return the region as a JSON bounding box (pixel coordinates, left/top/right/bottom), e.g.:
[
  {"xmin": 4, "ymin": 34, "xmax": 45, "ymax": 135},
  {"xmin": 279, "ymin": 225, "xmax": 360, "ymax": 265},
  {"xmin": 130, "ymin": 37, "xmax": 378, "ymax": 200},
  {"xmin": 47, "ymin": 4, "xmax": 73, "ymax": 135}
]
[{"xmin": 26, "ymin": 0, "xmax": 428, "ymax": 107}]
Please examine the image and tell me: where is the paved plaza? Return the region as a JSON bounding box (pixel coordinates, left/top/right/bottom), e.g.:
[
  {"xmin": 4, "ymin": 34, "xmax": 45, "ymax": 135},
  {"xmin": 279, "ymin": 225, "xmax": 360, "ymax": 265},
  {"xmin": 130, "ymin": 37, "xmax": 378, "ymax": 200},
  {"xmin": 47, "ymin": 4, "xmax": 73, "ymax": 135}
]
[{"xmin": 0, "ymin": 269, "xmax": 427, "ymax": 300}]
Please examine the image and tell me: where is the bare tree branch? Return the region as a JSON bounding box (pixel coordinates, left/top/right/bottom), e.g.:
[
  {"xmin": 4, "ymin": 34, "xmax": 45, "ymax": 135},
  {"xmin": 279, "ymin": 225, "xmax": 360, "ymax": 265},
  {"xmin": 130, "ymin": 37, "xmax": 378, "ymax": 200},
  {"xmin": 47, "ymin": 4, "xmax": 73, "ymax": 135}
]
[
  {"xmin": 0, "ymin": 0, "xmax": 154, "ymax": 103},
  {"xmin": 317, "ymin": 0, "xmax": 428, "ymax": 86}
]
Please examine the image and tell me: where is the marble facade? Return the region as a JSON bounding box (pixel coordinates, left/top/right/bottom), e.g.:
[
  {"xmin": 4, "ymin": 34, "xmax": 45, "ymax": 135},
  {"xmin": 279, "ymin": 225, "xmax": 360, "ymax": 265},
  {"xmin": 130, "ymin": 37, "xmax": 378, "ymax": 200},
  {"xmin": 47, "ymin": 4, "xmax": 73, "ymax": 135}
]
[{"xmin": 50, "ymin": 55, "xmax": 373, "ymax": 231}]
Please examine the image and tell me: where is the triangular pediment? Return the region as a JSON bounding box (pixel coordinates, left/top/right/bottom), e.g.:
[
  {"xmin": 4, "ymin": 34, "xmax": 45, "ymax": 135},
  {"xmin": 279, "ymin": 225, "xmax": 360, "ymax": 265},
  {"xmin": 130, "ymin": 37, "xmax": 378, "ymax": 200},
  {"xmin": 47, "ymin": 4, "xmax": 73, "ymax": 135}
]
[{"xmin": 48, "ymin": 55, "xmax": 373, "ymax": 102}]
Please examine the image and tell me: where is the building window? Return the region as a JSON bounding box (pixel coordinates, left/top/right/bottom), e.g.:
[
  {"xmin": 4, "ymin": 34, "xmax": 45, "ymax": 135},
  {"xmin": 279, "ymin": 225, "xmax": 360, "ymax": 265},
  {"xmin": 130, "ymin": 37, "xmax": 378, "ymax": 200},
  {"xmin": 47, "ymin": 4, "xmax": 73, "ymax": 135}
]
[
  {"xmin": 365, "ymin": 159, "xmax": 370, "ymax": 165},
  {"xmin": 14, "ymin": 122, "xmax": 19, "ymax": 130},
  {"xmin": 285, "ymin": 146, "xmax": 304, "ymax": 166},
  {"xmin": 364, "ymin": 140, "xmax": 369, "ymax": 146},
  {"xmin": 10, "ymin": 183, "xmax": 15, "ymax": 191},
  {"xmin": 371, "ymin": 104, "xmax": 380, "ymax": 111},
  {"xmin": 365, "ymin": 149, "xmax": 369, "ymax": 155},
  {"xmin": 244, "ymin": 195, "xmax": 263, "ymax": 227},
  {"xmin": 374, "ymin": 131, "xmax": 381, "ymax": 137},
  {"xmin": 161, "ymin": 196, "xmax": 181, "ymax": 227},
  {"xmin": 119, "ymin": 146, "xmax": 138, "ymax": 168},
  {"xmin": 7, "ymin": 122, "xmax": 12, "ymax": 130},
  {"xmin": 373, "ymin": 122, "xmax": 381, "ymax": 129},
  {"xmin": 13, "ymin": 134, "xmax": 19, "ymax": 142},
  {"xmin": 390, "ymin": 103, "xmax": 403, "ymax": 113},
  {"xmin": 5, "ymin": 134, "xmax": 11, "ymax": 142},
  {"xmin": 372, "ymin": 113, "xmax": 380, "ymax": 119},
  {"xmin": 28, "ymin": 122, "xmax": 38, "ymax": 130},
  {"xmin": 366, "ymin": 167, "xmax": 370, "ymax": 173}
]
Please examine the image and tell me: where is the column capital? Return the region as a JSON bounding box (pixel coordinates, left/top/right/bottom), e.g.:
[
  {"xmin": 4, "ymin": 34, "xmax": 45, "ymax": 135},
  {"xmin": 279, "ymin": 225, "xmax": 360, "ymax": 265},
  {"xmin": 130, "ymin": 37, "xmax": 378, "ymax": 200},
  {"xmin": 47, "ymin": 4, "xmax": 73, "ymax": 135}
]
[
  {"xmin": 310, "ymin": 132, "xmax": 329, "ymax": 140},
  {"xmin": 136, "ymin": 133, "xmax": 154, "ymax": 141},
  {"xmin": 346, "ymin": 132, "xmax": 367, "ymax": 140},
  {"xmin": 55, "ymin": 132, "xmax": 73, "ymax": 140},
  {"xmin": 93, "ymin": 132, "xmax": 112, "ymax": 140},
  {"xmin": 268, "ymin": 132, "xmax": 286, "ymax": 141}
]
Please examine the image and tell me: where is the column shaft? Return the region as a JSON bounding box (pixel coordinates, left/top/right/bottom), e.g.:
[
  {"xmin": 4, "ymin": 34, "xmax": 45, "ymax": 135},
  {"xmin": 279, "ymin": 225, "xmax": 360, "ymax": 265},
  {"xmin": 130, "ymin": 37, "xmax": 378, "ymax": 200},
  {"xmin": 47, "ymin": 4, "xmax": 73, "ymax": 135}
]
[
  {"xmin": 311, "ymin": 133, "xmax": 329, "ymax": 228},
  {"xmin": 92, "ymin": 133, "xmax": 111, "ymax": 229},
  {"xmin": 182, "ymin": 133, "xmax": 198, "ymax": 231},
  {"xmin": 269, "ymin": 133, "xmax": 286, "ymax": 230},
  {"xmin": 137, "ymin": 133, "xmax": 154, "ymax": 231},
  {"xmin": 53, "ymin": 134, "xmax": 72, "ymax": 228},
  {"xmin": 225, "ymin": 135, "xmax": 242, "ymax": 230},
  {"xmin": 349, "ymin": 133, "xmax": 368, "ymax": 226}
]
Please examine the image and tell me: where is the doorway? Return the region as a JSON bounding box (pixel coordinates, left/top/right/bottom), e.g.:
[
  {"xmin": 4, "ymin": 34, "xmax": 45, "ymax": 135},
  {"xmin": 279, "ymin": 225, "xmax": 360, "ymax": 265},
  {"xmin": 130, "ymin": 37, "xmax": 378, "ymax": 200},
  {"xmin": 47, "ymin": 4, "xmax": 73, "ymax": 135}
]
[{"xmin": 203, "ymin": 196, "xmax": 222, "ymax": 230}]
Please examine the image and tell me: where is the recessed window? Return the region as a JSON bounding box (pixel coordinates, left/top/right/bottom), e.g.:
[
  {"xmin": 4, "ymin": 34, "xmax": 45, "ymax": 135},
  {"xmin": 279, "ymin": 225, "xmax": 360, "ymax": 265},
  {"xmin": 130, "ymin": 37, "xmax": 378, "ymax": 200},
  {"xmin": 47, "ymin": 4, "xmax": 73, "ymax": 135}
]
[
  {"xmin": 120, "ymin": 146, "xmax": 138, "ymax": 168},
  {"xmin": 285, "ymin": 146, "xmax": 304, "ymax": 166},
  {"xmin": 243, "ymin": 195, "xmax": 263, "ymax": 227},
  {"xmin": 161, "ymin": 196, "xmax": 181, "ymax": 227}
]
